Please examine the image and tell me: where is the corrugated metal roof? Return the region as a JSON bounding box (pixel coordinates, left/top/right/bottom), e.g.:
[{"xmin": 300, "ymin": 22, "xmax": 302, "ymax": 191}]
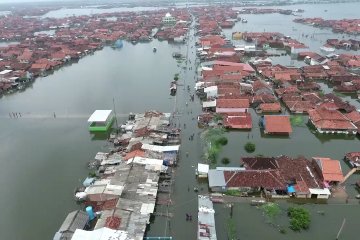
[
  {"xmin": 208, "ymin": 170, "xmax": 226, "ymax": 188},
  {"xmin": 54, "ymin": 210, "xmax": 88, "ymax": 240},
  {"xmin": 58, "ymin": 210, "xmax": 88, "ymax": 233}
]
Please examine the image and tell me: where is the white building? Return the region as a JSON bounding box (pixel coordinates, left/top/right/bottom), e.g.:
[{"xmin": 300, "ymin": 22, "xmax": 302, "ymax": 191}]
[{"xmin": 162, "ymin": 13, "xmax": 176, "ymax": 26}]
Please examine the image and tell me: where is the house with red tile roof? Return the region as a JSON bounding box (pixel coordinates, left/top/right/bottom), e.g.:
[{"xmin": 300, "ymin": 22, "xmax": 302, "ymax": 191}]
[
  {"xmin": 29, "ymin": 63, "xmax": 50, "ymax": 75},
  {"xmin": 17, "ymin": 49, "xmax": 33, "ymax": 64},
  {"xmin": 216, "ymin": 99, "xmax": 249, "ymax": 113},
  {"xmin": 233, "ymin": 155, "xmax": 327, "ymax": 198},
  {"xmin": 284, "ymin": 100, "xmax": 314, "ymax": 114},
  {"xmin": 124, "ymin": 150, "xmax": 146, "ymax": 161},
  {"xmin": 312, "ymin": 157, "xmax": 344, "ymax": 185},
  {"xmin": 224, "ymin": 170, "xmax": 286, "ymax": 192},
  {"xmin": 323, "ymin": 93, "xmax": 356, "ymax": 113},
  {"xmin": 262, "ymin": 115, "xmax": 292, "ymax": 135},
  {"xmin": 258, "ymin": 102, "xmax": 281, "ymax": 113},
  {"xmin": 223, "ymin": 112, "xmax": 252, "ymax": 129},
  {"xmin": 214, "ymin": 61, "xmax": 255, "ymax": 73},
  {"xmin": 345, "ymin": 111, "xmax": 360, "ymax": 134},
  {"xmin": 308, "ymin": 107, "xmax": 358, "ymax": 134},
  {"xmin": 344, "ymin": 152, "xmax": 360, "ymax": 168}
]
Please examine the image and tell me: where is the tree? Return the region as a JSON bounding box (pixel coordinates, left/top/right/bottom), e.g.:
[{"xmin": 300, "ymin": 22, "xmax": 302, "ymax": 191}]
[
  {"xmin": 244, "ymin": 142, "xmax": 256, "ymax": 153},
  {"xmin": 215, "ymin": 136, "xmax": 228, "ymax": 146},
  {"xmin": 287, "ymin": 207, "xmax": 311, "ymax": 231},
  {"xmin": 222, "ymin": 157, "xmax": 230, "ymax": 164}
]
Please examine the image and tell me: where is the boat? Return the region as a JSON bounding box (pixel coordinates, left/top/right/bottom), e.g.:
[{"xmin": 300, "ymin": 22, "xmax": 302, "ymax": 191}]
[
  {"xmin": 242, "ymin": 19, "xmax": 248, "ymax": 23},
  {"xmin": 170, "ymin": 81, "xmax": 177, "ymax": 95},
  {"xmin": 87, "ymin": 110, "xmax": 114, "ymax": 132},
  {"xmin": 113, "ymin": 39, "xmax": 123, "ymax": 49},
  {"xmin": 250, "ymin": 199, "xmax": 266, "ymax": 206},
  {"xmin": 172, "ymin": 52, "xmax": 183, "ymax": 58},
  {"xmin": 153, "ymin": 47, "xmax": 157, "ymax": 52},
  {"xmin": 320, "ymin": 46, "xmax": 335, "ymax": 53}
]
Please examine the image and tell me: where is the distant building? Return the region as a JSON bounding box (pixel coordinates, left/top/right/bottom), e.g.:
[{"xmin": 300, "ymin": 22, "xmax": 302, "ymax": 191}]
[{"xmin": 162, "ymin": 13, "xmax": 176, "ymax": 26}]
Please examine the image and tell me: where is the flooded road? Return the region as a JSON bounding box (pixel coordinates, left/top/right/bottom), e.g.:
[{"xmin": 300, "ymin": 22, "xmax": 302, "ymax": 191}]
[{"xmin": 0, "ymin": 2, "xmax": 359, "ymax": 240}]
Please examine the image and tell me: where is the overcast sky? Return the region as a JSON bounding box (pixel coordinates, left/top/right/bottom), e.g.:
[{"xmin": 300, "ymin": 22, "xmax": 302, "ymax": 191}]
[
  {"xmin": 0, "ymin": 0, "xmax": 55, "ymax": 2},
  {"xmin": 0, "ymin": 0, "xmax": 76, "ymax": 3}
]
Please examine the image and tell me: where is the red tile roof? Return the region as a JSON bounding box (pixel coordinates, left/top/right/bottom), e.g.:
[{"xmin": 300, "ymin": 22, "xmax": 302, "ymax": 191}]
[
  {"xmin": 124, "ymin": 150, "xmax": 145, "ymax": 161},
  {"xmin": 214, "ymin": 61, "xmax": 255, "ymax": 72},
  {"xmin": 264, "ymin": 115, "xmax": 292, "ymax": 134},
  {"xmin": 345, "ymin": 152, "xmax": 360, "ymax": 164},
  {"xmin": 284, "ymin": 100, "xmax": 314, "ymax": 113},
  {"xmin": 216, "ymin": 99, "xmax": 249, "ymax": 108},
  {"xmin": 223, "ymin": 113, "xmax": 252, "ymax": 129},
  {"xmin": 313, "ymin": 157, "xmax": 344, "ymax": 182},
  {"xmin": 308, "ymin": 107, "xmax": 357, "ymax": 130},
  {"xmin": 239, "ymin": 156, "xmax": 324, "ymax": 193},
  {"xmin": 30, "ymin": 63, "xmax": 49, "ymax": 70},
  {"xmin": 224, "ymin": 170, "xmax": 285, "ymax": 189},
  {"xmin": 345, "ymin": 111, "xmax": 360, "ymax": 124},
  {"xmin": 259, "ymin": 103, "xmax": 281, "ymax": 112}
]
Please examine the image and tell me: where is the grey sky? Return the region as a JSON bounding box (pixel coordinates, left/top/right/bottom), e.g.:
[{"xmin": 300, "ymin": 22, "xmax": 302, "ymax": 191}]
[{"xmin": 0, "ymin": 0, "xmax": 75, "ymax": 3}]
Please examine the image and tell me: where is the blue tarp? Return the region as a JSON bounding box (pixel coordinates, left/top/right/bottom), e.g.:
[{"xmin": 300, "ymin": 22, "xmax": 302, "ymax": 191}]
[
  {"xmin": 83, "ymin": 177, "xmax": 95, "ymax": 187},
  {"xmin": 114, "ymin": 39, "xmax": 123, "ymax": 48},
  {"xmin": 287, "ymin": 185, "xmax": 296, "ymax": 193}
]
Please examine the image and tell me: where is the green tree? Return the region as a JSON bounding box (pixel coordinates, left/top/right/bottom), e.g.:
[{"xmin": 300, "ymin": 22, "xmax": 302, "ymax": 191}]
[{"xmin": 244, "ymin": 142, "xmax": 256, "ymax": 153}]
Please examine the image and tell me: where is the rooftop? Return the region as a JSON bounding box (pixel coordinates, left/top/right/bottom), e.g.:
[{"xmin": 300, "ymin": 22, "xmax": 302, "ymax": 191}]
[
  {"xmin": 313, "ymin": 157, "xmax": 344, "ymax": 182},
  {"xmin": 264, "ymin": 115, "xmax": 292, "ymax": 134},
  {"xmin": 88, "ymin": 110, "xmax": 112, "ymax": 123}
]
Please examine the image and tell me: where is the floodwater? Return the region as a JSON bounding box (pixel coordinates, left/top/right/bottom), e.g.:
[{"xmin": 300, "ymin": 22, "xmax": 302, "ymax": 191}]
[
  {"xmin": 41, "ymin": 6, "xmax": 166, "ymax": 18},
  {"xmin": 40, "ymin": 2, "xmax": 209, "ymax": 19},
  {"xmin": 0, "ymin": 2, "xmax": 359, "ymax": 240},
  {"xmin": 0, "ymin": 41, "xmax": 19, "ymax": 47},
  {"xmin": 34, "ymin": 30, "xmax": 56, "ymax": 36}
]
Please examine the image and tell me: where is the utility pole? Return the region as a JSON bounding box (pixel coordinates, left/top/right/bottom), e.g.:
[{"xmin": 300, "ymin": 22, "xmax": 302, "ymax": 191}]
[{"xmin": 112, "ymin": 97, "xmax": 119, "ymax": 133}]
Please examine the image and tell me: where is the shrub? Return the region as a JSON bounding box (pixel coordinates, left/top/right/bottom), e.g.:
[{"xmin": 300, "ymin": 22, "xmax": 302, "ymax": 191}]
[
  {"xmin": 288, "ymin": 207, "xmax": 311, "ymax": 231},
  {"xmin": 261, "ymin": 203, "xmax": 281, "ymax": 221},
  {"xmin": 222, "ymin": 157, "xmax": 230, "ymax": 165},
  {"xmin": 174, "ymin": 76, "xmax": 179, "ymax": 81},
  {"xmin": 215, "ymin": 136, "xmax": 228, "ymax": 146},
  {"xmin": 213, "ymin": 113, "xmax": 223, "ymax": 122},
  {"xmin": 89, "ymin": 171, "xmax": 97, "ymax": 177},
  {"xmin": 244, "ymin": 142, "xmax": 256, "ymax": 153},
  {"xmin": 226, "ymin": 189, "xmax": 241, "ymax": 196}
]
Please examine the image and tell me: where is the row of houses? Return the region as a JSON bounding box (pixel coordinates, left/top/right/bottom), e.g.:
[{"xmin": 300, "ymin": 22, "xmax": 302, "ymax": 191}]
[
  {"xmin": 294, "ymin": 18, "xmax": 360, "ymax": 35},
  {"xmin": 207, "ymin": 155, "xmax": 345, "ymax": 199},
  {"xmin": 0, "ymin": 9, "xmax": 193, "ymax": 94},
  {"xmin": 195, "ymin": 29, "xmax": 360, "ymax": 136},
  {"xmin": 54, "ymin": 111, "xmax": 180, "ymax": 240},
  {"xmin": 192, "ymin": 6, "xmax": 238, "ymax": 36},
  {"xmin": 326, "ymin": 38, "xmax": 360, "ymax": 51}
]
